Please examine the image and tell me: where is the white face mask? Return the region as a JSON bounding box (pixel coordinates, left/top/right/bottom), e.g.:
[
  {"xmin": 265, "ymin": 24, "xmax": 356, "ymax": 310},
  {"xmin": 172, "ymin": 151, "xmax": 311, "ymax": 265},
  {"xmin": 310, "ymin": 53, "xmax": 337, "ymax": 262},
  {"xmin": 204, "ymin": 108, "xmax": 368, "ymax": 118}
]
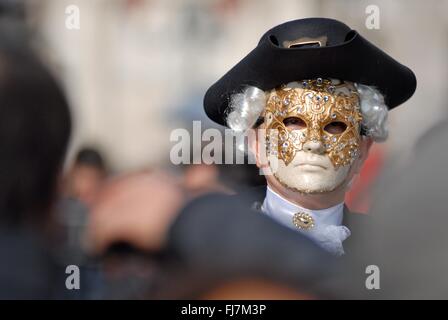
[
  {"xmin": 263, "ymin": 79, "xmax": 362, "ymax": 194},
  {"xmin": 268, "ymin": 150, "xmax": 351, "ymax": 193}
]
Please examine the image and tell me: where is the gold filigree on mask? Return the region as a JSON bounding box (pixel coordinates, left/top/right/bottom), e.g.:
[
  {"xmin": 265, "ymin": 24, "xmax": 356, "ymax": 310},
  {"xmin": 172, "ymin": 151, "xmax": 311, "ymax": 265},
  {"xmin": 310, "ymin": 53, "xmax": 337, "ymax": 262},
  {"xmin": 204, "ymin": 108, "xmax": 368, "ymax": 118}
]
[{"xmin": 264, "ymin": 78, "xmax": 363, "ymax": 168}]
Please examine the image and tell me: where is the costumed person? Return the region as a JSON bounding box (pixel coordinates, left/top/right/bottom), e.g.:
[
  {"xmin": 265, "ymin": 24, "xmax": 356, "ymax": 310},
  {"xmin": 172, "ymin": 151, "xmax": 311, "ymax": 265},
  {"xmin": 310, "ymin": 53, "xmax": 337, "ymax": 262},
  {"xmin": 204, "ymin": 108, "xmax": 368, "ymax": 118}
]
[{"xmin": 202, "ymin": 18, "xmax": 416, "ymax": 256}]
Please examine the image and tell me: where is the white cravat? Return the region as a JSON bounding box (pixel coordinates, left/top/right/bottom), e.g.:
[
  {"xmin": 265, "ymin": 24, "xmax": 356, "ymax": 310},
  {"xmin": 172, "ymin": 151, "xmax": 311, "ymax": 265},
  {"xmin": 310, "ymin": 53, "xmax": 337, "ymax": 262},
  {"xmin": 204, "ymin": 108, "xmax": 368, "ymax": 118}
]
[{"xmin": 261, "ymin": 186, "xmax": 351, "ymax": 256}]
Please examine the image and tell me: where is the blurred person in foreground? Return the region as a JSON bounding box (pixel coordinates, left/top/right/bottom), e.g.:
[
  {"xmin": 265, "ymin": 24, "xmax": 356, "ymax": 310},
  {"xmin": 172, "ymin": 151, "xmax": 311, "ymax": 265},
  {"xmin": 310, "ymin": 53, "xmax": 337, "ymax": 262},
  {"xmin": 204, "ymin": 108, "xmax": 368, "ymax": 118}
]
[
  {"xmin": 0, "ymin": 18, "xmax": 71, "ymax": 298},
  {"xmin": 202, "ymin": 18, "xmax": 416, "ymax": 256}
]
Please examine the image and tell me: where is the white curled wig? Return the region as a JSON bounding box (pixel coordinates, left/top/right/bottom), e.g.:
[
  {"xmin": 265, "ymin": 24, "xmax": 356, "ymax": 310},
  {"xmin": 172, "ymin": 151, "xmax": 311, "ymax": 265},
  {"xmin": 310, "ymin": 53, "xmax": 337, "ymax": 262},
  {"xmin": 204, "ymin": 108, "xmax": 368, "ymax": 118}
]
[
  {"xmin": 226, "ymin": 82, "xmax": 389, "ymax": 153},
  {"xmin": 354, "ymin": 83, "xmax": 389, "ymax": 142},
  {"xmin": 226, "ymin": 86, "xmax": 266, "ymax": 133}
]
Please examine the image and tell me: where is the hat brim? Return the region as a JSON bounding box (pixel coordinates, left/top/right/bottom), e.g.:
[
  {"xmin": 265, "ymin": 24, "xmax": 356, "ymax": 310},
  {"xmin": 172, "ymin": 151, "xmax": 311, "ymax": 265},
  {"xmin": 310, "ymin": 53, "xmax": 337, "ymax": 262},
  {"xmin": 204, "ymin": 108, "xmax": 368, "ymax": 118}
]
[{"xmin": 204, "ymin": 19, "xmax": 416, "ymax": 127}]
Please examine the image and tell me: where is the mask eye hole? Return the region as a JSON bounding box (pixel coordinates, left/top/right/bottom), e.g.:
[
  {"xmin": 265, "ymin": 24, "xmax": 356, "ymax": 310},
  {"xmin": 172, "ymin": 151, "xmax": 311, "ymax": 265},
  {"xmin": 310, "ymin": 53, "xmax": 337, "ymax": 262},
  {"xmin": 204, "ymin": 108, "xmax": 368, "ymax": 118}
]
[
  {"xmin": 324, "ymin": 121, "xmax": 347, "ymax": 134},
  {"xmin": 283, "ymin": 117, "xmax": 306, "ymax": 130}
]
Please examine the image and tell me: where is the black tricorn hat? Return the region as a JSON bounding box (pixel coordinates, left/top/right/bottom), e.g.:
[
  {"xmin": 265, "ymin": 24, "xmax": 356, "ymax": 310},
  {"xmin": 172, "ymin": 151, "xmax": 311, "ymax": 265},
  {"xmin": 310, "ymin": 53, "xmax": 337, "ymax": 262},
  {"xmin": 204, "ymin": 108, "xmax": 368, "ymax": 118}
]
[{"xmin": 204, "ymin": 18, "xmax": 417, "ymax": 126}]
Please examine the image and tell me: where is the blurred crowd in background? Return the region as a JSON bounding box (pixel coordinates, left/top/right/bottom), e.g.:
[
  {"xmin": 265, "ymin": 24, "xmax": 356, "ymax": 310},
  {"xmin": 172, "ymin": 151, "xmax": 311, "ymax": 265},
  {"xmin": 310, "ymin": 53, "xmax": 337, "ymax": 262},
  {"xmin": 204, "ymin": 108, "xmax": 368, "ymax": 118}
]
[{"xmin": 1, "ymin": 0, "xmax": 448, "ymax": 299}]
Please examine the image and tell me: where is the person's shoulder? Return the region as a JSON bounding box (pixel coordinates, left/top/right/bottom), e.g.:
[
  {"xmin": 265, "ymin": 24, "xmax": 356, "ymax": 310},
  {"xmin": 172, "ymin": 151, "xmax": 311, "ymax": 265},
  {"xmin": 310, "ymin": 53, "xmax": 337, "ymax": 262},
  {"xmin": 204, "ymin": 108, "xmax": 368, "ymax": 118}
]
[
  {"xmin": 167, "ymin": 186, "xmax": 267, "ymax": 251},
  {"xmin": 185, "ymin": 185, "xmax": 266, "ymax": 210}
]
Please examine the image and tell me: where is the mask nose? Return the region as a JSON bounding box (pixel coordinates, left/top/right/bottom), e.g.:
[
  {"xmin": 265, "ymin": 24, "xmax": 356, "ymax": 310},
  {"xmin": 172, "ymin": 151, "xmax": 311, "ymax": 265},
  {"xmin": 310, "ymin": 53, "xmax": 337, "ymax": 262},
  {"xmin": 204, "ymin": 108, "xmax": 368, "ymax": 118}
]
[{"xmin": 303, "ymin": 140, "xmax": 325, "ymax": 154}]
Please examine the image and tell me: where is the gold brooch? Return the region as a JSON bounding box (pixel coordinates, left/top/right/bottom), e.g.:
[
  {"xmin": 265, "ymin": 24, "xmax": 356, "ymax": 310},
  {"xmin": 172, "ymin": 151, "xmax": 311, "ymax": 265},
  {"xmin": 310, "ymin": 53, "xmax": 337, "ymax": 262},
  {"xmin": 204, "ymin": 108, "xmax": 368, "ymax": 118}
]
[{"xmin": 292, "ymin": 212, "xmax": 315, "ymax": 230}]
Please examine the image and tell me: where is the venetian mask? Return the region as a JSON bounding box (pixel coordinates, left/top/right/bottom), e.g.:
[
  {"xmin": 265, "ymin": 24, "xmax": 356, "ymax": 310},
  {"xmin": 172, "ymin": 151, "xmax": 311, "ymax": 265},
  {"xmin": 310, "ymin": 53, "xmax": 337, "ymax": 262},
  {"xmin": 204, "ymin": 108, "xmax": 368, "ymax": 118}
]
[{"xmin": 264, "ymin": 78, "xmax": 363, "ymax": 193}]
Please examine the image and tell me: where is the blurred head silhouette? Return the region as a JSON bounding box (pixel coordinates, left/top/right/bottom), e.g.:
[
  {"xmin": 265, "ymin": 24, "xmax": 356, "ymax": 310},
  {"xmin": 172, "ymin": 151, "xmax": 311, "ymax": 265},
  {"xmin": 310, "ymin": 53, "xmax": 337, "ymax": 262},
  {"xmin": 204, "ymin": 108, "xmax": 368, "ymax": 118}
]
[
  {"xmin": 66, "ymin": 147, "xmax": 107, "ymax": 208},
  {"xmin": 0, "ymin": 18, "xmax": 71, "ymax": 228},
  {"xmin": 0, "ymin": 17, "xmax": 71, "ymax": 299}
]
